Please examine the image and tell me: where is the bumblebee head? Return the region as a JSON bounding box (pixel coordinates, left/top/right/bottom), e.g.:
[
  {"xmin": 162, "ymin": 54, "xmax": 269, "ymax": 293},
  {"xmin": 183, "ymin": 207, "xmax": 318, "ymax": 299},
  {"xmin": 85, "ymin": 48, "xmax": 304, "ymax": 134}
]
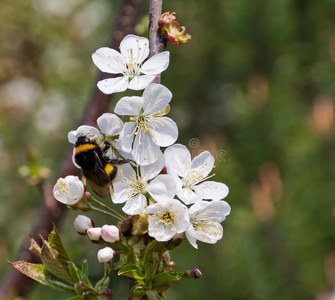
[{"xmin": 75, "ymin": 134, "xmax": 98, "ymax": 146}]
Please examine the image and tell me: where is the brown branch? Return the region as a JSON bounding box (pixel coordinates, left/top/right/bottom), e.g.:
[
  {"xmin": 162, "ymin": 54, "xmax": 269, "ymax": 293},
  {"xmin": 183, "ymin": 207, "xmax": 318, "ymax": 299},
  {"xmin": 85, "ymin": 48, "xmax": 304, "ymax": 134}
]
[
  {"xmin": 0, "ymin": 0, "xmax": 144, "ymax": 297},
  {"xmin": 148, "ymin": 0, "xmax": 166, "ymax": 84}
]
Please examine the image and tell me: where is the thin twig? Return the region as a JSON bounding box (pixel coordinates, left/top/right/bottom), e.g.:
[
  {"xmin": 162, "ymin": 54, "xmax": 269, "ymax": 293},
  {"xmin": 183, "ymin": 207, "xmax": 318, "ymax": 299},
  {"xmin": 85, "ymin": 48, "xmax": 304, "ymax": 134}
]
[{"xmin": 0, "ymin": 0, "xmax": 144, "ymax": 297}]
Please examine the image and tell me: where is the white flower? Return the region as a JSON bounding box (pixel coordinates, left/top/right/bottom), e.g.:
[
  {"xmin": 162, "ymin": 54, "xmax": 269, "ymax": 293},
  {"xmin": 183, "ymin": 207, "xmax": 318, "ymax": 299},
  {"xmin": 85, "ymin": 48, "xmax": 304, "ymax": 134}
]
[
  {"xmin": 115, "ymin": 83, "xmax": 178, "ymax": 165},
  {"xmin": 185, "ymin": 201, "xmax": 231, "ymax": 249},
  {"xmin": 97, "ymin": 247, "xmax": 115, "ymax": 263},
  {"xmin": 101, "ymin": 225, "xmax": 120, "ymax": 243},
  {"xmin": 53, "ymin": 176, "xmax": 84, "ymax": 205},
  {"xmin": 92, "ymin": 34, "xmax": 170, "ymax": 94},
  {"xmin": 74, "ymin": 215, "xmax": 94, "ymax": 234},
  {"xmin": 146, "ymin": 199, "xmax": 190, "ymax": 242},
  {"xmin": 112, "ymin": 157, "xmax": 176, "ymax": 215},
  {"xmin": 68, "ymin": 125, "xmax": 102, "ymax": 144},
  {"xmin": 164, "ymin": 144, "xmax": 229, "ymax": 204},
  {"xmin": 87, "ymin": 227, "xmax": 102, "ymax": 242}
]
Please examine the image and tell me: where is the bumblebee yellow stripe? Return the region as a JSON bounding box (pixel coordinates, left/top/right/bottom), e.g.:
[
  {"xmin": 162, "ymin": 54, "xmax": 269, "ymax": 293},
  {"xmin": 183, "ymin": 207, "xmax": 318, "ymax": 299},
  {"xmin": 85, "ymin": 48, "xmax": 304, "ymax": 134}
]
[
  {"xmin": 105, "ymin": 163, "xmax": 114, "ymax": 175},
  {"xmin": 75, "ymin": 143, "xmax": 97, "ymax": 155}
]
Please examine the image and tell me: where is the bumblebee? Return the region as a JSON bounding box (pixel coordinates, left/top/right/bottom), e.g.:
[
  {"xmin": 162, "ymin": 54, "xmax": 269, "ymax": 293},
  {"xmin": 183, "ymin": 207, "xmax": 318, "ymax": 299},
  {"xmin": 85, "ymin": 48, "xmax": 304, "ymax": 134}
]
[{"xmin": 74, "ymin": 135, "xmax": 128, "ymax": 198}]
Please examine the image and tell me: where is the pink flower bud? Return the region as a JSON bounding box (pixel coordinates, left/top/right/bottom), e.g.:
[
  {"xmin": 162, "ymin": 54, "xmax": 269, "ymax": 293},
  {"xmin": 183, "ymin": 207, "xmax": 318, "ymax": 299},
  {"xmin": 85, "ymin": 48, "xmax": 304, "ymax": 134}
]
[
  {"xmin": 87, "ymin": 227, "xmax": 101, "ymax": 242},
  {"xmin": 74, "ymin": 215, "xmax": 94, "ymax": 235},
  {"xmin": 159, "ymin": 12, "xmax": 191, "ymax": 45},
  {"xmin": 97, "ymin": 247, "xmax": 115, "ymax": 263},
  {"xmin": 101, "ymin": 225, "xmax": 120, "ymax": 243}
]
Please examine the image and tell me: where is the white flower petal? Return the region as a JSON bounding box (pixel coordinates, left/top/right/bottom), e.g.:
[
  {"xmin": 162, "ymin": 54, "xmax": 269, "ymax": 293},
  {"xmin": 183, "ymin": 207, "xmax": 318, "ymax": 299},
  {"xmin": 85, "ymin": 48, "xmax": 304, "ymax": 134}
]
[
  {"xmin": 141, "ymin": 51, "xmax": 170, "ymax": 75},
  {"xmin": 185, "ymin": 226, "xmax": 199, "ymax": 249},
  {"xmin": 97, "ymin": 76, "xmax": 129, "ymax": 94},
  {"xmin": 111, "ymin": 181, "xmax": 132, "ymax": 204},
  {"xmin": 120, "ymin": 35, "xmax": 149, "ymax": 65},
  {"xmin": 164, "ymin": 144, "xmax": 191, "ymax": 178},
  {"xmin": 119, "ymin": 122, "xmax": 136, "ymax": 152},
  {"xmin": 68, "ymin": 125, "xmax": 101, "ymax": 144},
  {"xmin": 149, "ymin": 116, "xmax": 178, "ymax": 147},
  {"xmin": 97, "ymin": 113, "xmax": 123, "ymax": 136},
  {"xmin": 142, "ymin": 84, "xmax": 172, "ymax": 115},
  {"xmin": 122, "ymin": 193, "xmax": 147, "ymax": 215},
  {"xmin": 92, "ymin": 47, "xmax": 125, "ymax": 74},
  {"xmin": 140, "ymin": 155, "xmax": 165, "ymax": 181},
  {"xmin": 177, "ymin": 187, "xmax": 201, "ymax": 205},
  {"xmin": 203, "ymin": 201, "xmax": 231, "ymax": 221},
  {"xmin": 146, "ymin": 174, "xmax": 176, "ymax": 202},
  {"xmin": 132, "ymin": 130, "xmax": 162, "ymax": 165},
  {"xmin": 128, "ymin": 74, "xmax": 156, "ymax": 90},
  {"xmin": 193, "ymin": 181, "xmax": 229, "ymax": 200},
  {"xmin": 114, "ymin": 96, "xmax": 144, "ymax": 116},
  {"xmin": 190, "ymin": 151, "xmax": 215, "ymax": 177},
  {"xmin": 117, "ymin": 163, "xmax": 137, "ymax": 182}
]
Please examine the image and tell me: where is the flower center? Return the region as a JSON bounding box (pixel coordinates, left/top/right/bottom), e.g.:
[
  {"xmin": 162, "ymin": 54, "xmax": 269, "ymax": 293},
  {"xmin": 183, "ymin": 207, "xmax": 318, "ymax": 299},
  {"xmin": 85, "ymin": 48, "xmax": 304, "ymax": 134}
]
[
  {"xmin": 55, "ymin": 180, "xmax": 70, "ymax": 197},
  {"xmin": 119, "ymin": 169, "xmax": 147, "ymax": 197},
  {"xmin": 182, "ymin": 170, "xmax": 204, "ymax": 188},
  {"xmin": 191, "ymin": 211, "xmax": 222, "ymax": 236},
  {"xmin": 125, "ymin": 49, "xmax": 141, "ymax": 79},
  {"xmin": 156, "ymin": 209, "xmax": 175, "ymax": 226}
]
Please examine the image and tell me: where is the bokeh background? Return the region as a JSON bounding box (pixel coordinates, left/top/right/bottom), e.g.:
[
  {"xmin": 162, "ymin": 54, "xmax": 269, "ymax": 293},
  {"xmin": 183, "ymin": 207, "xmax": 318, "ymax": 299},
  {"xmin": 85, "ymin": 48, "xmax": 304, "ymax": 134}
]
[{"xmin": 1, "ymin": 0, "xmax": 335, "ymax": 299}]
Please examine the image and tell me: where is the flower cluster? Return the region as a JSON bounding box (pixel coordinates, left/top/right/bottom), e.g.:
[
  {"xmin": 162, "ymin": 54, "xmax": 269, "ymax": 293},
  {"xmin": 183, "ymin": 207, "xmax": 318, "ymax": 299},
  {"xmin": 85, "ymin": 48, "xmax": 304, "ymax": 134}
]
[{"xmin": 53, "ymin": 34, "xmax": 230, "ymax": 257}]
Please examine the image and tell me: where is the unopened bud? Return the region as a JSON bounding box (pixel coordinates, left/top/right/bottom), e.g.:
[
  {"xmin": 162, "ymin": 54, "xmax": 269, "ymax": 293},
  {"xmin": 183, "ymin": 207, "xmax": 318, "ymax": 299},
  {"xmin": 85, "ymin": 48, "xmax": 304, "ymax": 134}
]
[
  {"xmin": 101, "ymin": 225, "xmax": 120, "ymax": 243},
  {"xmin": 183, "ymin": 267, "xmax": 202, "ymax": 279},
  {"xmin": 74, "ymin": 215, "xmax": 94, "ymax": 235},
  {"xmin": 87, "ymin": 227, "xmax": 101, "ymax": 242},
  {"xmin": 97, "ymin": 247, "xmax": 115, "ymax": 263}
]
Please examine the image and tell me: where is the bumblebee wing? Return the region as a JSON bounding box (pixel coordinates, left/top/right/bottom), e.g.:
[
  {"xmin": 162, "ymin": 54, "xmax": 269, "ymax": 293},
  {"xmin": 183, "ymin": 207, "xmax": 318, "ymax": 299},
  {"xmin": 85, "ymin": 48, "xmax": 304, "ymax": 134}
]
[
  {"xmin": 85, "ymin": 152, "xmax": 111, "ymax": 198},
  {"xmin": 87, "ymin": 178, "xmax": 110, "ymax": 198}
]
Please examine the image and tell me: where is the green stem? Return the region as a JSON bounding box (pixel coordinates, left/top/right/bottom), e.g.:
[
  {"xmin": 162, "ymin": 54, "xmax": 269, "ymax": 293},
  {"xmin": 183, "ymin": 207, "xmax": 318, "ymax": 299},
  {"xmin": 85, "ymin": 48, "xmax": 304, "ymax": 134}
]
[
  {"xmin": 90, "ymin": 206, "xmax": 124, "ymax": 221},
  {"xmin": 90, "ymin": 197, "xmax": 125, "ymax": 221}
]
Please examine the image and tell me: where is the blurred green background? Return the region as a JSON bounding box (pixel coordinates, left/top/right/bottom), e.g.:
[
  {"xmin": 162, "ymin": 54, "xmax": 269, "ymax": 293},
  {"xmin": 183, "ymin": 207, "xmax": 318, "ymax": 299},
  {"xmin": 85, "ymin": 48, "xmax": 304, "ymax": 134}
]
[{"xmin": 1, "ymin": 0, "xmax": 335, "ymax": 299}]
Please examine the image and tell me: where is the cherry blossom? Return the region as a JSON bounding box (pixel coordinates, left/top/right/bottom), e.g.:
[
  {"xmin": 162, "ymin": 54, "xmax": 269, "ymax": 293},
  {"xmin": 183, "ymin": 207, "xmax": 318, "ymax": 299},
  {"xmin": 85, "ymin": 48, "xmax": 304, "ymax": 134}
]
[
  {"xmin": 185, "ymin": 201, "xmax": 231, "ymax": 249},
  {"xmin": 92, "ymin": 34, "xmax": 170, "ymax": 94},
  {"xmin": 112, "ymin": 157, "xmax": 176, "ymax": 215},
  {"xmin": 164, "ymin": 144, "xmax": 229, "ymax": 204},
  {"xmin": 115, "ymin": 83, "xmax": 178, "ymax": 165},
  {"xmin": 146, "ymin": 199, "xmax": 190, "ymax": 242},
  {"xmin": 53, "ymin": 175, "xmax": 85, "ymax": 205}
]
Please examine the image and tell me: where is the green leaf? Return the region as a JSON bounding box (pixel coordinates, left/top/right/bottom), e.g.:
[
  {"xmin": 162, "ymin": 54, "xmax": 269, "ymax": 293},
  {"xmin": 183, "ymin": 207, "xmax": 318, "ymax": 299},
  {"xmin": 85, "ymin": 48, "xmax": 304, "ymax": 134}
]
[
  {"xmin": 127, "ymin": 248, "xmax": 137, "ymax": 265},
  {"xmin": 40, "ymin": 236, "xmax": 74, "ymax": 285},
  {"xmin": 44, "ymin": 272, "xmax": 76, "ymax": 292},
  {"xmin": 9, "ymin": 261, "xmax": 48, "ymax": 286},
  {"xmin": 66, "ymin": 296, "xmax": 84, "ymax": 300},
  {"xmin": 82, "ymin": 260, "xmax": 89, "ymax": 277},
  {"xmin": 118, "ymin": 264, "xmax": 145, "ymax": 280},
  {"xmin": 152, "ymin": 271, "xmax": 182, "ymax": 286},
  {"xmin": 68, "ymin": 262, "xmax": 94, "ymax": 289},
  {"xmin": 108, "ymin": 242, "xmax": 129, "ymax": 252},
  {"xmin": 8, "ymin": 261, "xmax": 75, "ymax": 293},
  {"xmin": 143, "ymin": 240, "xmax": 166, "ymax": 266},
  {"xmin": 68, "ymin": 262, "xmax": 81, "ymax": 282},
  {"xmin": 48, "ymin": 225, "xmax": 71, "ymax": 269}
]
